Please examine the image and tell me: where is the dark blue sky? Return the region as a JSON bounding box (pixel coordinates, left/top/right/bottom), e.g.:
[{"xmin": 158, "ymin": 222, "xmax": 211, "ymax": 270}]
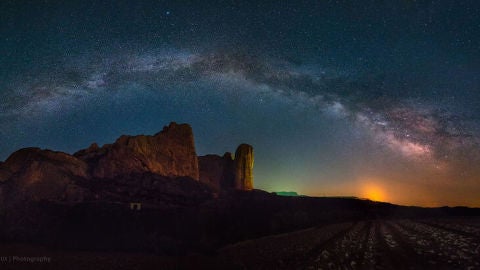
[{"xmin": 1, "ymin": 0, "xmax": 480, "ymax": 206}]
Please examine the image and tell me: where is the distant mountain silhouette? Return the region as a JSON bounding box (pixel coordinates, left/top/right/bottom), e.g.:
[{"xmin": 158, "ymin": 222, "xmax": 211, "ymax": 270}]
[{"xmin": 274, "ymin": 191, "xmax": 300, "ymax": 196}]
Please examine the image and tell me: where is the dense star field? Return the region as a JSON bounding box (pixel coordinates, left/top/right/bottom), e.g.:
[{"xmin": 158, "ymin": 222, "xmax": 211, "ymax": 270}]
[{"xmin": 1, "ymin": 0, "xmax": 480, "ymax": 206}]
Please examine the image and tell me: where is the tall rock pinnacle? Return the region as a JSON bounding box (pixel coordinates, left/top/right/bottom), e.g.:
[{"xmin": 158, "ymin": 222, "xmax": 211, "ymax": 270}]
[{"xmin": 234, "ymin": 144, "xmax": 254, "ymax": 190}]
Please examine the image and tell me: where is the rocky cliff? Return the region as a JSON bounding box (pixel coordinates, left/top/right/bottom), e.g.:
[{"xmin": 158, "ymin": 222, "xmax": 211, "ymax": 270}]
[
  {"xmin": 198, "ymin": 153, "xmax": 235, "ymax": 191},
  {"xmin": 199, "ymin": 144, "xmax": 254, "ymax": 191},
  {"xmin": 0, "ymin": 122, "xmax": 254, "ymax": 204},
  {"xmin": 74, "ymin": 122, "xmax": 199, "ymax": 180}
]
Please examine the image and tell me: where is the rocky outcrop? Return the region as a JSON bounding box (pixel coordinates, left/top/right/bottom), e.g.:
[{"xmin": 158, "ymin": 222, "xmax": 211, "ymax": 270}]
[
  {"xmin": 0, "ymin": 122, "xmax": 254, "ymax": 204},
  {"xmin": 74, "ymin": 122, "xmax": 200, "ymax": 180},
  {"xmin": 234, "ymin": 144, "xmax": 254, "ymax": 190},
  {"xmin": 199, "ymin": 153, "xmax": 235, "ymax": 191},
  {"xmin": 198, "ymin": 144, "xmax": 254, "ymax": 191},
  {"xmin": 0, "ymin": 148, "xmax": 89, "ymax": 202},
  {"xmin": 72, "ymin": 142, "xmax": 100, "ymax": 160}
]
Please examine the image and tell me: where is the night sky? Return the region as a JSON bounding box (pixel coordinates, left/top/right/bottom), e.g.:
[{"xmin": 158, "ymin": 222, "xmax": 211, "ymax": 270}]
[{"xmin": 1, "ymin": 0, "xmax": 480, "ymax": 206}]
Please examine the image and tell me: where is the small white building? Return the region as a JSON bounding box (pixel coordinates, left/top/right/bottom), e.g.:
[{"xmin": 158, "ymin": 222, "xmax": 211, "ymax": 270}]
[{"xmin": 129, "ymin": 202, "xmax": 142, "ymax": 210}]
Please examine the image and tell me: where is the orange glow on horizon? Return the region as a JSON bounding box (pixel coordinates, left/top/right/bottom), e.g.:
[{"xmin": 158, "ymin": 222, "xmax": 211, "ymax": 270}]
[{"xmin": 362, "ymin": 184, "xmax": 386, "ymax": 202}]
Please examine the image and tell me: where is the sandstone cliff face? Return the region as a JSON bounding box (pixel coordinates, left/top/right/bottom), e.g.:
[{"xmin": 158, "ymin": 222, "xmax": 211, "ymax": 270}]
[
  {"xmin": 198, "ymin": 144, "xmax": 254, "ymax": 191},
  {"xmin": 0, "ymin": 148, "xmax": 89, "ymax": 202},
  {"xmin": 0, "ymin": 122, "xmax": 254, "ymax": 205},
  {"xmin": 199, "ymin": 153, "xmax": 235, "ymax": 191},
  {"xmin": 234, "ymin": 144, "xmax": 254, "ymax": 190},
  {"xmin": 75, "ymin": 122, "xmax": 200, "ymax": 180}
]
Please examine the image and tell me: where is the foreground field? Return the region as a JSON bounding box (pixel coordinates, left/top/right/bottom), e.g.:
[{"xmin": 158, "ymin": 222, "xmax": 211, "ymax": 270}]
[
  {"xmin": 1, "ymin": 218, "xmax": 479, "ymax": 269},
  {"xmin": 220, "ymin": 217, "xmax": 480, "ymax": 269}
]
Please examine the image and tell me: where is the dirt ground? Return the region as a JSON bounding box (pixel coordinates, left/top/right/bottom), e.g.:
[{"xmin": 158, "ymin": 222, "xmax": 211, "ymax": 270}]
[
  {"xmin": 1, "ymin": 217, "xmax": 479, "ymax": 269},
  {"xmin": 219, "ymin": 217, "xmax": 480, "ymax": 269}
]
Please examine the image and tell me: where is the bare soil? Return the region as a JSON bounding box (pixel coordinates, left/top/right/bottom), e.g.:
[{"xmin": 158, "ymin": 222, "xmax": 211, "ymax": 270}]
[{"xmin": 1, "ymin": 218, "xmax": 479, "ymax": 269}]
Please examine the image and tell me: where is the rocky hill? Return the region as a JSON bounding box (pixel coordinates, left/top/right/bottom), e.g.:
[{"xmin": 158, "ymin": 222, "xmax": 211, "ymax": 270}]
[{"xmin": 0, "ymin": 122, "xmax": 254, "ymax": 204}]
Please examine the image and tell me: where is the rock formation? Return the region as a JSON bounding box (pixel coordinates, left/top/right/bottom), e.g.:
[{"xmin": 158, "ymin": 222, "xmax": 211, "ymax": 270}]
[
  {"xmin": 0, "ymin": 122, "xmax": 254, "ymax": 204},
  {"xmin": 198, "ymin": 152, "xmax": 235, "ymax": 191},
  {"xmin": 0, "ymin": 148, "xmax": 89, "ymax": 202},
  {"xmin": 199, "ymin": 144, "xmax": 254, "ymax": 191},
  {"xmin": 234, "ymin": 144, "xmax": 254, "ymax": 190},
  {"xmin": 74, "ymin": 122, "xmax": 199, "ymax": 180}
]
